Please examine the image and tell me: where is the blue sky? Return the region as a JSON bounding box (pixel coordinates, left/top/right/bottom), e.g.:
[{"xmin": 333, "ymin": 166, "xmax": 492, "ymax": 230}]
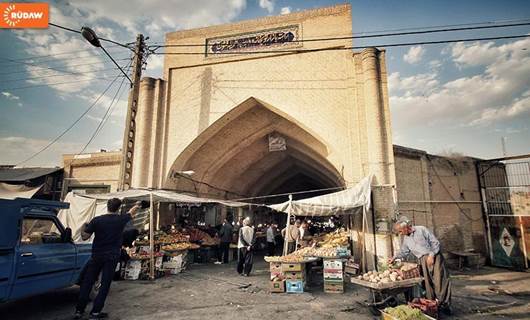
[{"xmin": 1, "ymin": 0, "xmax": 529, "ymax": 166}]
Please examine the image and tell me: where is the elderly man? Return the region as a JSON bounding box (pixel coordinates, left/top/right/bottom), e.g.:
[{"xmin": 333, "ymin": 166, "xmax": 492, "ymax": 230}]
[
  {"xmin": 237, "ymin": 217, "xmax": 255, "ymax": 276},
  {"xmin": 389, "ymin": 217, "xmax": 451, "ymax": 314}
]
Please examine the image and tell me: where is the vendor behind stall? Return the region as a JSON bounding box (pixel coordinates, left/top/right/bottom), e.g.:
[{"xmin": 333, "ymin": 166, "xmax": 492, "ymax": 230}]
[
  {"xmin": 389, "ymin": 216, "xmax": 452, "ymax": 314},
  {"xmin": 298, "ymin": 220, "xmax": 312, "ymax": 248},
  {"xmin": 281, "ymin": 219, "xmax": 300, "ymax": 254}
]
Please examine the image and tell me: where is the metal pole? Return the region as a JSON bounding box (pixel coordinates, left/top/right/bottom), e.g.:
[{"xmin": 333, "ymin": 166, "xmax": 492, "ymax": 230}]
[
  {"xmin": 519, "ymin": 216, "xmax": 529, "ymax": 269},
  {"xmin": 149, "ymin": 191, "xmax": 155, "ymax": 280},
  {"xmin": 481, "ymin": 188, "xmax": 495, "ymax": 264},
  {"xmin": 282, "ymin": 194, "xmax": 292, "ymax": 256},
  {"xmin": 118, "ymin": 34, "xmax": 144, "ymax": 191}
]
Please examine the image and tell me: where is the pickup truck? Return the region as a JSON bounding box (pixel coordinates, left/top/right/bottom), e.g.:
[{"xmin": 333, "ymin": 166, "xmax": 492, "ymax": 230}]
[{"xmin": 0, "ymin": 198, "xmax": 93, "ymax": 303}]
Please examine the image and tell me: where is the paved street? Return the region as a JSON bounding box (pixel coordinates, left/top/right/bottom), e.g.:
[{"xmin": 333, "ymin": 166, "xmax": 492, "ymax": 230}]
[{"xmin": 2, "ymin": 259, "xmax": 529, "ymax": 320}]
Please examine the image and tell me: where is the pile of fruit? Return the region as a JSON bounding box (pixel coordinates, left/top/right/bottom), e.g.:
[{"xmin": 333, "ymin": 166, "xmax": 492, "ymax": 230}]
[
  {"xmin": 317, "ymin": 229, "xmax": 349, "ymax": 248},
  {"xmin": 357, "ymin": 269, "xmax": 403, "ymax": 283},
  {"xmin": 158, "ymin": 232, "xmax": 189, "ymax": 243},
  {"xmin": 129, "ymin": 252, "xmax": 164, "ymax": 260},
  {"xmin": 383, "ymin": 305, "xmax": 430, "ymax": 320},
  {"xmin": 162, "ymin": 242, "xmax": 200, "ymax": 251}
]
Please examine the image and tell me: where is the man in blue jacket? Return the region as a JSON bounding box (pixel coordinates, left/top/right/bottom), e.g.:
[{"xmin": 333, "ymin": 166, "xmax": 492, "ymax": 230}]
[{"xmin": 74, "ymin": 198, "xmax": 140, "ymax": 319}]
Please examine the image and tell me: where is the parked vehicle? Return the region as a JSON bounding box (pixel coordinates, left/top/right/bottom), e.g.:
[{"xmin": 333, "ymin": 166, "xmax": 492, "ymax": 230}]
[{"xmin": 0, "ymin": 198, "xmax": 92, "ymax": 302}]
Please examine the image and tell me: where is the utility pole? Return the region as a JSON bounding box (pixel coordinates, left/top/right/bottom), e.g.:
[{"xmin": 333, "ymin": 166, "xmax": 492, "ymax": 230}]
[{"xmin": 118, "ymin": 34, "xmax": 145, "ymax": 191}]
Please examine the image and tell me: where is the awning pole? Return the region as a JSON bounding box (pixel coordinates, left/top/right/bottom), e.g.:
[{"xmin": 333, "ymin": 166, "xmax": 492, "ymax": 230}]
[
  {"xmin": 149, "ymin": 191, "xmax": 155, "ymax": 280},
  {"xmin": 282, "ymin": 194, "xmax": 293, "ymax": 256}
]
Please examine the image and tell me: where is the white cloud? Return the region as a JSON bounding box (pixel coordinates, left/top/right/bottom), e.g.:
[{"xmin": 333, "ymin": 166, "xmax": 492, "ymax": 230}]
[
  {"xmin": 144, "ymin": 54, "xmax": 164, "ymax": 78},
  {"xmin": 0, "ymin": 136, "xmax": 85, "ymax": 167},
  {"xmin": 259, "ymin": 0, "xmax": 275, "ymax": 13},
  {"xmin": 280, "ymin": 7, "xmax": 291, "ymax": 15},
  {"xmin": 391, "ymin": 38, "xmax": 530, "ymax": 130},
  {"xmin": 2, "ymin": 91, "xmax": 20, "ymax": 100},
  {"xmin": 403, "ymin": 45, "xmax": 425, "ymax": 64}
]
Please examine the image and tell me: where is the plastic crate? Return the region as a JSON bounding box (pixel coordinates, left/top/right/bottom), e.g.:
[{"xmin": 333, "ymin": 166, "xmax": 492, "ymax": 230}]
[
  {"xmin": 323, "ymin": 269, "xmax": 344, "ymax": 280},
  {"xmin": 323, "ymin": 259, "xmax": 343, "ymax": 269},
  {"xmin": 286, "ymin": 280, "xmax": 305, "ymax": 293}
]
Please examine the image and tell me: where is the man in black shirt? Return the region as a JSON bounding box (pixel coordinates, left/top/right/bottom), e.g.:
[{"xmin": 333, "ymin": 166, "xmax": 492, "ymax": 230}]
[{"xmin": 74, "ymin": 198, "xmax": 140, "ymax": 319}]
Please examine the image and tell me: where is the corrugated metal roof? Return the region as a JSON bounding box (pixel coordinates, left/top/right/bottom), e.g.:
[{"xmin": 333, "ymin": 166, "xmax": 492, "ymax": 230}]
[{"xmin": 0, "ymin": 167, "xmax": 62, "ymax": 182}]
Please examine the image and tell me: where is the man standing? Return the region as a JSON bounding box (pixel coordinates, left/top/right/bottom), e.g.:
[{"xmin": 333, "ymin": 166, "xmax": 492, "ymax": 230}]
[
  {"xmin": 237, "ymin": 217, "xmax": 255, "ymax": 276},
  {"xmin": 74, "ymin": 199, "xmax": 140, "ymax": 319},
  {"xmin": 389, "ymin": 216, "xmax": 452, "ymax": 314},
  {"xmin": 216, "ymin": 218, "xmax": 233, "ymax": 264},
  {"xmin": 281, "ymin": 219, "xmax": 301, "ymax": 254},
  {"xmin": 266, "ymin": 224, "xmax": 277, "ymax": 256}
]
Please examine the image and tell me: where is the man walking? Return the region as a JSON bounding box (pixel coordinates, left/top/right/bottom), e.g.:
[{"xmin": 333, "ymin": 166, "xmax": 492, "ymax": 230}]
[
  {"xmin": 74, "ymin": 198, "xmax": 140, "ymax": 319},
  {"xmin": 216, "ymin": 218, "xmax": 233, "ymax": 264},
  {"xmin": 389, "ymin": 216, "xmax": 452, "ymax": 314},
  {"xmin": 237, "ymin": 217, "xmax": 255, "ymax": 276}
]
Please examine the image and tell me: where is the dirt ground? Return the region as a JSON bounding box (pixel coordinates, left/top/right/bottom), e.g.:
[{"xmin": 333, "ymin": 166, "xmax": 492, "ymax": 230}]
[{"xmin": 1, "ymin": 258, "xmax": 529, "ymax": 320}]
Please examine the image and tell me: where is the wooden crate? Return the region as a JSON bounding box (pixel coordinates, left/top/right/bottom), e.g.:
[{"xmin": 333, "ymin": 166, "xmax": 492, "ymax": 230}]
[
  {"xmin": 324, "ymin": 279, "xmax": 344, "ymax": 293},
  {"xmin": 270, "ymin": 280, "xmax": 285, "ymax": 293},
  {"xmin": 284, "ymin": 271, "xmax": 305, "ymax": 280},
  {"xmin": 281, "ymin": 263, "xmax": 304, "ymax": 272}
]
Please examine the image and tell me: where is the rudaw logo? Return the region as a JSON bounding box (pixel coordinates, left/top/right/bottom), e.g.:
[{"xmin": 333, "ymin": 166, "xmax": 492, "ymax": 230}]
[{"xmin": 0, "ymin": 3, "xmax": 48, "ymax": 28}]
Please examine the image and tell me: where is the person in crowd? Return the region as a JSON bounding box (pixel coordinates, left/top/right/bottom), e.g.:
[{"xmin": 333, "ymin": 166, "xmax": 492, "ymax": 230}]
[
  {"xmin": 74, "ymin": 199, "xmax": 140, "ymax": 320},
  {"xmin": 298, "ymin": 220, "xmax": 312, "ymax": 248},
  {"xmin": 216, "ymin": 218, "xmax": 233, "ymax": 264},
  {"xmin": 388, "ymin": 216, "xmax": 452, "ymax": 314},
  {"xmin": 266, "ymin": 224, "xmax": 277, "ymax": 256},
  {"xmin": 237, "ymin": 217, "xmax": 255, "ymax": 276},
  {"xmin": 281, "ymin": 219, "xmax": 301, "ymax": 254}
]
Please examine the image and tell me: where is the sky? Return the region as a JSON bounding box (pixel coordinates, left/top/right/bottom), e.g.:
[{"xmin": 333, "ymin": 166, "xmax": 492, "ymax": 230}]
[{"xmin": 0, "ymin": 0, "xmax": 529, "ymax": 167}]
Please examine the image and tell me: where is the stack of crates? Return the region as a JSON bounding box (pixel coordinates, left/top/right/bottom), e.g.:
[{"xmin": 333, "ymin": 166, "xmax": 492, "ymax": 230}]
[
  {"xmin": 282, "ymin": 263, "xmax": 305, "ymax": 293},
  {"xmin": 323, "ymin": 259, "xmax": 344, "ymax": 293},
  {"xmin": 269, "ymin": 262, "xmax": 285, "ymax": 293}
]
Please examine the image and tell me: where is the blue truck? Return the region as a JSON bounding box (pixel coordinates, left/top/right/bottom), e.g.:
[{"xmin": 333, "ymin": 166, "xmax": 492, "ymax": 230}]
[{"xmin": 0, "ymin": 198, "xmax": 93, "ymax": 303}]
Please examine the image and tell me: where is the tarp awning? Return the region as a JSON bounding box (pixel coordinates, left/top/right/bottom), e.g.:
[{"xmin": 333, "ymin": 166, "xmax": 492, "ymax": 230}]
[
  {"xmin": 0, "ymin": 167, "xmax": 62, "ymax": 182},
  {"xmin": 268, "ymin": 175, "xmax": 373, "ymax": 216},
  {"xmin": 0, "ymin": 182, "xmax": 43, "ymax": 200}
]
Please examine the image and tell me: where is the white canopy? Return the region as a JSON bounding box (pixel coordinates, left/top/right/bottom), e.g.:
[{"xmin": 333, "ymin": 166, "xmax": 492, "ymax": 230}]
[
  {"xmin": 58, "ymin": 189, "xmax": 249, "ymax": 242},
  {"xmin": 269, "ymin": 175, "xmax": 373, "ymax": 216}
]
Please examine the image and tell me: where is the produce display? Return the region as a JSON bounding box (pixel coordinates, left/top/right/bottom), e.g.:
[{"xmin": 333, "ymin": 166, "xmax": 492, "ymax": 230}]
[
  {"xmin": 162, "ymin": 242, "xmax": 200, "ymax": 251},
  {"xmin": 316, "ymin": 229, "xmax": 349, "ymax": 248},
  {"xmin": 129, "ymin": 252, "xmax": 164, "ymax": 260},
  {"xmin": 357, "ymin": 269, "xmax": 403, "ymax": 283},
  {"xmin": 383, "ymin": 305, "xmax": 430, "ymax": 320},
  {"xmin": 158, "ymin": 232, "xmax": 189, "ymax": 243}
]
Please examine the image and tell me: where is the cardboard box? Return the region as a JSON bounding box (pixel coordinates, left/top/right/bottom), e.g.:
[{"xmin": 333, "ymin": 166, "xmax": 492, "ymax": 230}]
[
  {"xmin": 323, "ymin": 269, "xmax": 343, "ymax": 280},
  {"xmin": 270, "ymin": 271, "xmax": 284, "ymax": 281},
  {"xmin": 281, "ymin": 263, "xmax": 304, "ymax": 272},
  {"xmin": 284, "ymin": 271, "xmax": 305, "ymax": 280},
  {"xmin": 324, "ymin": 279, "xmax": 344, "ymax": 293},
  {"xmin": 323, "ymin": 259, "xmax": 343, "ymax": 269},
  {"xmin": 286, "ymin": 280, "xmax": 305, "ymax": 293},
  {"xmin": 124, "ymin": 260, "xmax": 142, "ymax": 280},
  {"xmin": 270, "ymin": 262, "xmax": 282, "ymax": 273},
  {"xmin": 270, "ymin": 280, "xmax": 285, "ymax": 293}
]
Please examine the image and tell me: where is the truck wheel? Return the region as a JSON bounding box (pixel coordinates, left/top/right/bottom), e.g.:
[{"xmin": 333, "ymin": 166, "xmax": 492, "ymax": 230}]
[{"xmin": 89, "ymin": 273, "xmax": 102, "ymax": 300}]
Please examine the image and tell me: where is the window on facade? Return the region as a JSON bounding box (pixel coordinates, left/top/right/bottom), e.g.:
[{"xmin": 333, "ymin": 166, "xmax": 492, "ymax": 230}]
[{"xmin": 20, "ymin": 218, "xmax": 62, "ymax": 245}]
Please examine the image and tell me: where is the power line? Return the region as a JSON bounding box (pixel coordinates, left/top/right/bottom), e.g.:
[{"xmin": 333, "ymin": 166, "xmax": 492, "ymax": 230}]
[
  {"xmin": 14, "ymin": 74, "xmax": 123, "ymax": 166},
  {"xmin": 78, "ymin": 74, "xmax": 129, "ymax": 154},
  {"xmin": 49, "ymin": 22, "xmax": 133, "ymax": 50},
  {"xmin": 1, "ymin": 74, "xmax": 125, "ymax": 91},
  {"xmin": 0, "ymin": 57, "xmax": 131, "ymax": 76},
  {"xmin": 152, "ymin": 34, "xmax": 530, "ymax": 55},
  {"xmin": 0, "ymin": 47, "xmax": 128, "ymax": 65},
  {"xmin": 0, "ymin": 66, "xmax": 128, "ymax": 83},
  {"xmin": 152, "ymin": 21, "xmax": 530, "ymax": 48}
]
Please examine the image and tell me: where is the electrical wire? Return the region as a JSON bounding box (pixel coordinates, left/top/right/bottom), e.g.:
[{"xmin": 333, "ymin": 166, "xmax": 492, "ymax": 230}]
[
  {"xmin": 0, "ymin": 66, "xmax": 128, "ymax": 83},
  {"xmin": 0, "ymin": 57, "xmax": 131, "ymax": 76},
  {"xmin": 49, "ymin": 22, "xmax": 132, "ymax": 50},
  {"xmin": 14, "ymin": 74, "xmax": 124, "ymax": 166},
  {"xmin": 152, "ymin": 34, "xmax": 530, "ymax": 55},
  {"xmin": 152, "ymin": 21, "xmax": 530, "ymax": 48},
  {"xmin": 1, "ymin": 74, "xmax": 125, "ymax": 91},
  {"xmin": 0, "ymin": 47, "xmax": 128, "ymax": 65},
  {"xmin": 77, "ymin": 73, "xmax": 129, "ymax": 154}
]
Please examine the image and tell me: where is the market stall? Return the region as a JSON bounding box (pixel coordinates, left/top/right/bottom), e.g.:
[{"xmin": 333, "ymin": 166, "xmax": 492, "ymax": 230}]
[
  {"xmin": 58, "ymin": 189, "xmax": 249, "ymax": 279},
  {"xmin": 264, "ymin": 175, "xmax": 374, "ymax": 294}
]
